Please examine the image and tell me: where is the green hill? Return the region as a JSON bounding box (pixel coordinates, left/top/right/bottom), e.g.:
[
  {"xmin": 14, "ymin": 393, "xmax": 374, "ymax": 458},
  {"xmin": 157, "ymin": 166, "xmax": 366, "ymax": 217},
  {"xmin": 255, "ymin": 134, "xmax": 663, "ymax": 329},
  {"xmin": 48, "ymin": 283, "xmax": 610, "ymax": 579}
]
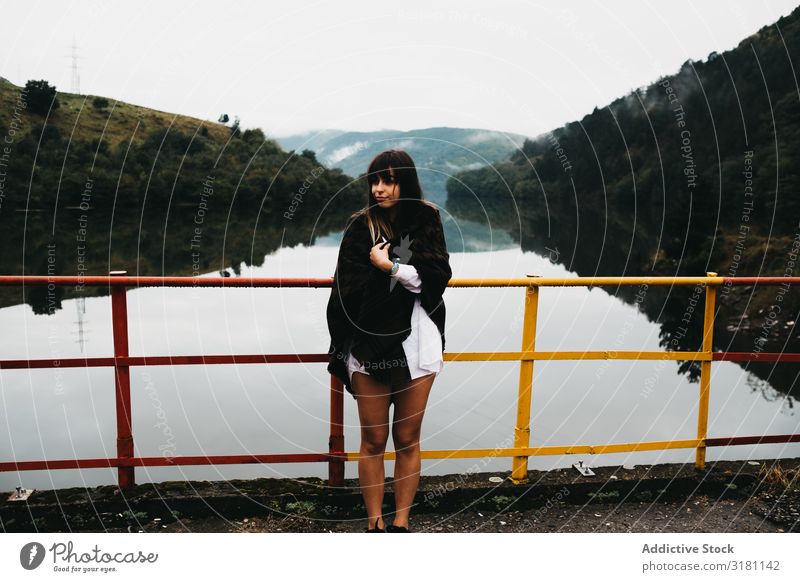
[
  {"xmin": 0, "ymin": 78, "xmax": 363, "ymax": 311},
  {"xmin": 0, "ymin": 77, "xmax": 234, "ymax": 148},
  {"xmin": 446, "ymin": 7, "xmax": 800, "ymax": 396}
]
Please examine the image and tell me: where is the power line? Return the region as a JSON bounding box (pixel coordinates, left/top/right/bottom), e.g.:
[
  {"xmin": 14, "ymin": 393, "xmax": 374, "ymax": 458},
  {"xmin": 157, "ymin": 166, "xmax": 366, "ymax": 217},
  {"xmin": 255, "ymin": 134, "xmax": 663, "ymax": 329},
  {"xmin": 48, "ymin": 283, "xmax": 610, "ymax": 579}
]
[{"xmin": 63, "ymin": 36, "xmax": 83, "ymax": 94}]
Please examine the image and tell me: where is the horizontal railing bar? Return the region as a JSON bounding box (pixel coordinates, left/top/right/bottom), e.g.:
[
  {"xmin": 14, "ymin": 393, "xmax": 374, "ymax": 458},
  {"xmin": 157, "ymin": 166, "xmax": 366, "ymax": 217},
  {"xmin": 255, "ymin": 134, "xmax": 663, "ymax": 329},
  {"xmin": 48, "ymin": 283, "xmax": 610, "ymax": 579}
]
[
  {"xmin": 5, "ymin": 434, "xmax": 799, "ymax": 472},
  {"xmin": 722, "ymin": 277, "xmax": 800, "ymax": 285},
  {"xmin": 0, "ymin": 357, "xmax": 116, "ymax": 369},
  {"xmin": 413, "ymin": 439, "xmax": 704, "ymax": 460},
  {"xmin": 7, "ymin": 350, "xmax": 800, "ymax": 370},
  {"xmin": 0, "ymin": 354, "xmax": 330, "ymax": 369},
  {"xmin": 0, "ymin": 276, "xmax": 335, "ymax": 288},
  {"xmin": 448, "ymin": 277, "xmax": 726, "ymax": 287},
  {"xmin": 3, "ymin": 275, "xmax": 800, "ymax": 288},
  {"xmin": 0, "ymin": 453, "xmax": 341, "ymax": 471},
  {"xmin": 446, "ymin": 351, "xmax": 712, "ymax": 361},
  {"xmin": 713, "ymin": 352, "xmax": 800, "ymax": 362},
  {"xmin": 706, "ymin": 434, "xmax": 800, "ymax": 446}
]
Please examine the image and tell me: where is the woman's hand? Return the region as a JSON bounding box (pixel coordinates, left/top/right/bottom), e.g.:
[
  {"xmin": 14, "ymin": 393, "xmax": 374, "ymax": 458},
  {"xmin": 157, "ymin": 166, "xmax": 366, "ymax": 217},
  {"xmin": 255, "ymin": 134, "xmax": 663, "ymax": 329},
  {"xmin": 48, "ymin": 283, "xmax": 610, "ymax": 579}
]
[{"xmin": 369, "ymin": 241, "xmax": 394, "ymax": 273}]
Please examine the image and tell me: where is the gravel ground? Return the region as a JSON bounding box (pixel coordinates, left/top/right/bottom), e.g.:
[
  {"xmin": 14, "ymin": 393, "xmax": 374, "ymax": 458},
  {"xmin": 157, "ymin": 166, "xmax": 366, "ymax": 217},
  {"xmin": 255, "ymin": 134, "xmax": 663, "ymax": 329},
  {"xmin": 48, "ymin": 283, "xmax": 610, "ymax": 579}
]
[
  {"xmin": 5, "ymin": 459, "xmax": 798, "ymax": 533},
  {"xmin": 113, "ymin": 492, "xmax": 794, "ymax": 534}
]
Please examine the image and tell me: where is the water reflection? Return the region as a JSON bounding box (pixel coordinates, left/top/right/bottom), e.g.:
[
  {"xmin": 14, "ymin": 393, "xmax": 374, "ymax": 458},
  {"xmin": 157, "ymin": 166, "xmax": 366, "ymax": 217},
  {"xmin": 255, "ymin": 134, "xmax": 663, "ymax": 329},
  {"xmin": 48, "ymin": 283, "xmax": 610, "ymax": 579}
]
[
  {"xmin": 1, "ymin": 245, "xmax": 797, "ymax": 491},
  {"xmin": 444, "ymin": 194, "xmax": 800, "ymax": 402}
]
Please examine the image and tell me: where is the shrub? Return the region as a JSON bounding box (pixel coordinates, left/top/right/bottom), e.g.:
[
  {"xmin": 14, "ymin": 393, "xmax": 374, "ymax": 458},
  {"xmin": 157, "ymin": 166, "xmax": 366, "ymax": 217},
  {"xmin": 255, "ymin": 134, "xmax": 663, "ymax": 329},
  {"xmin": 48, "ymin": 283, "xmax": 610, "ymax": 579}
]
[{"xmin": 25, "ymin": 79, "xmax": 60, "ymax": 115}]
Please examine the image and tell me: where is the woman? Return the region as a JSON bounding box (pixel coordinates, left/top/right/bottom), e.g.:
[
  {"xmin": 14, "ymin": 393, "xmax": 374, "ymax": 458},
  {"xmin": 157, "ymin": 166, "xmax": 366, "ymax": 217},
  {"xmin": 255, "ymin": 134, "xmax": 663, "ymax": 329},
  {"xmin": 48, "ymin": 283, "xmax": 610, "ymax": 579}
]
[{"xmin": 326, "ymin": 149, "xmax": 452, "ymax": 533}]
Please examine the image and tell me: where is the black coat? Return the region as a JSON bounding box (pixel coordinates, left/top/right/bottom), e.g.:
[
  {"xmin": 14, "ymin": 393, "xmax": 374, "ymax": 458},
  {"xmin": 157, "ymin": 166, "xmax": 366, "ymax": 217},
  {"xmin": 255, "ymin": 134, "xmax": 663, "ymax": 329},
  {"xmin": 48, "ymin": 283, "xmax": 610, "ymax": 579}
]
[{"xmin": 326, "ymin": 202, "xmax": 452, "ymax": 397}]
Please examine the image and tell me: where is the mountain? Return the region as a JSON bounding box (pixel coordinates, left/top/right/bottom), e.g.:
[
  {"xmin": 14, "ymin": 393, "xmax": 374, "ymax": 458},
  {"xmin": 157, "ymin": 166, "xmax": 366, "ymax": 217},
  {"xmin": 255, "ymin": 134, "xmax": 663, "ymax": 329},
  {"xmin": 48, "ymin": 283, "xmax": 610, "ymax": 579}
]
[
  {"xmin": 277, "ymin": 126, "xmax": 528, "ymax": 251},
  {"xmin": 0, "ymin": 76, "xmax": 526, "ymax": 317},
  {"xmin": 0, "ymin": 78, "xmax": 363, "ymax": 311},
  {"xmin": 446, "ymin": 7, "xmax": 800, "ymax": 398},
  {"xmin": 276, "ymin": 126, "xmax": 527, "ymax": 206}
]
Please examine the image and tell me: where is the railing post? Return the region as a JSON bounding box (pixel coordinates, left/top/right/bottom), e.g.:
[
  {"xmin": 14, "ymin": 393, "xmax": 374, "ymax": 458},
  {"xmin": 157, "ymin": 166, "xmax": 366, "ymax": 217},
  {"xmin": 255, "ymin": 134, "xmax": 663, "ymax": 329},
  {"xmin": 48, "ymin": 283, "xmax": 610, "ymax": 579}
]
[
  {"xmin": 695, "ymin": 271, "xmax": 718, "ymax": 470},
  {"xmin": 511, "ymin": 275, "xmax": 540, "ymax": 484},
  {"xmin": 328, "ymin": 374, "xmax": 345, "ymax": 487},
  {"xmin": 110, "ymin": 270, "xmax": 135, "ymax": 490}
]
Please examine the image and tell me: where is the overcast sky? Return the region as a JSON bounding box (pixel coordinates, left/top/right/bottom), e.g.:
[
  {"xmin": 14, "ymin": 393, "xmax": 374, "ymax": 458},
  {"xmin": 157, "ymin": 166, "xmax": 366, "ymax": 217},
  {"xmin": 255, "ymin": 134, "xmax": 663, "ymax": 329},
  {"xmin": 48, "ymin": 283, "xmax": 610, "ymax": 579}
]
[{"xmin": 2, "ymin": 0, "xmax": 798, "ymax": 139}]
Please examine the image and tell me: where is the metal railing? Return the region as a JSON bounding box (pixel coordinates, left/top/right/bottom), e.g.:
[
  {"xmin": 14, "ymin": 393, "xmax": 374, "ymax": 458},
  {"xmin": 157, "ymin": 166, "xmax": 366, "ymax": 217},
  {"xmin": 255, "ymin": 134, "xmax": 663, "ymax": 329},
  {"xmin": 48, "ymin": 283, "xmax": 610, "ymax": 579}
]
[{"xmin": 1, "ymin": 271, "xmax": 799, "ymax": 490}]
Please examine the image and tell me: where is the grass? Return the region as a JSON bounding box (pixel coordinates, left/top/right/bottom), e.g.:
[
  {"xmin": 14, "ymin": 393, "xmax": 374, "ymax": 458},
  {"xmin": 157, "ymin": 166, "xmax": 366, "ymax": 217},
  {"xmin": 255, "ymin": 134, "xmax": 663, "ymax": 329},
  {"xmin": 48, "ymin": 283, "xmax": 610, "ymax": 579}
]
[
  {"xmin": 0, "ymin": 77, "xmax": 231, "ymax": 148},
  {"xmin": 757, "ymin": 464, "xmax": 800, "ymax": 492}
]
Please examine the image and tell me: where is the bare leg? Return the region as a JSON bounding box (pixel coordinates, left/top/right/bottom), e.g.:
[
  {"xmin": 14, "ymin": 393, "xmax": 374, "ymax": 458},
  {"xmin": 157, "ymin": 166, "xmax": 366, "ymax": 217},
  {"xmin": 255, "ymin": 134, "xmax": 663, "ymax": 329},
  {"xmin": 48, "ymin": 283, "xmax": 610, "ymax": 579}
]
[
  {"xmin": 390, "ymin": 373, "xmax": 435, "ymax": 528},
  {"xmin": 352, "ymin": 371, "xmax": 392, "ymax": 529}
]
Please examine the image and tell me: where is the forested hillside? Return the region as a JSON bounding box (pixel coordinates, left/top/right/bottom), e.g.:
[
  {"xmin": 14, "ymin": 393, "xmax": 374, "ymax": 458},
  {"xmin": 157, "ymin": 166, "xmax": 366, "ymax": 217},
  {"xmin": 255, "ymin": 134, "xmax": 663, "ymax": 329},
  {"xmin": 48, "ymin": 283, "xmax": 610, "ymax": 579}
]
[
  {"xmin": 447, "ymin": 8, "xmax": 800, "ymax": 396},
  {"xmin": 0, "ymin": 78, "xmax": 363, "ymax": 310}
]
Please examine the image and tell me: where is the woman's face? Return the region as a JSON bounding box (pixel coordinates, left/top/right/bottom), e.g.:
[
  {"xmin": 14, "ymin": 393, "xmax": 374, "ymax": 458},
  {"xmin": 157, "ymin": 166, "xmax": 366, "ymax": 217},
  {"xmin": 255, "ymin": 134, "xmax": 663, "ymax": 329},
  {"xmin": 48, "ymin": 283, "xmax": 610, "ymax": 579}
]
[{"xmin": 371, "ymin": 168, "xmax": 400, "ymax": 210}]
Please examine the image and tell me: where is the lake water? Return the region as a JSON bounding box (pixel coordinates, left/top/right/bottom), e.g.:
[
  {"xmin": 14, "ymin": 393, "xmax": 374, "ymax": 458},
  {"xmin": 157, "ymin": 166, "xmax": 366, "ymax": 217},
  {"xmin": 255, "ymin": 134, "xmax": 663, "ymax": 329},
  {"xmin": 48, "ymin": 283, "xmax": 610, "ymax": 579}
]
[{"xmin": 1, "ymin": 244, "xmax": 798, "ymax": 491}]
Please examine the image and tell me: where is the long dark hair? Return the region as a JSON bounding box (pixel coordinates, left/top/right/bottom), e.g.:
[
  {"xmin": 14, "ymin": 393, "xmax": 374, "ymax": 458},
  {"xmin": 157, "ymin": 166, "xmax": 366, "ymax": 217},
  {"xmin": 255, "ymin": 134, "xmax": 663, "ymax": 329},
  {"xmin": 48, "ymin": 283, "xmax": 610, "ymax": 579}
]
[{"xmin": 360, "ymin": 149, "xmax": 434, "ymax": 244}]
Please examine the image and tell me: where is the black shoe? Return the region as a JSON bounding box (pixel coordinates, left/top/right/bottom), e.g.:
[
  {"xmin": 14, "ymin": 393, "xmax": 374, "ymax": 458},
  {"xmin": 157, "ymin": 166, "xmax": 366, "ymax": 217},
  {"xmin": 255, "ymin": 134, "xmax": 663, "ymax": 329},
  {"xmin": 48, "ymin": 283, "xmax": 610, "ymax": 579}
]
[
  {"xmin": 365, "ymin": 518, "xmax": 385, "ymax": 533},
  {"xmin": 386, "ymin": 524, "xmax": 409, "ymax": 532}
]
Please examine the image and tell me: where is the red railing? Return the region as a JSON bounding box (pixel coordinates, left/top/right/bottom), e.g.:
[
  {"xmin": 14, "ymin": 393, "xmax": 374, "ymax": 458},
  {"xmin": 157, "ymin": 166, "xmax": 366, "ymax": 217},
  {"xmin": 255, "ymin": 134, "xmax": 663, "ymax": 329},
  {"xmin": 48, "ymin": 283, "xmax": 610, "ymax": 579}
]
[
  {"xmin": 0, "ymin": 271, "xmax": 347, "ymax": 489},
  {"xmin": 0, "ymin": 271, "xmax": 798, "ymax": 490}
]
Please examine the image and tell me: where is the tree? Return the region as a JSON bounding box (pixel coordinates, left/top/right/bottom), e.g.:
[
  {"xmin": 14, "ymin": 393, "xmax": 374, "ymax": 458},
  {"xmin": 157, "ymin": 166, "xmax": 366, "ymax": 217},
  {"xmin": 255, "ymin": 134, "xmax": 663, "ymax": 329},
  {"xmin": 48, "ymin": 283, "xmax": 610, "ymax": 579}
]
[
  {"xmin": 25, "ymin": 80, "xmax": 60, "ymax": 115},
  {"xmin": 301, "ymin": 149, "xmax": 318, "ymax": 163}
]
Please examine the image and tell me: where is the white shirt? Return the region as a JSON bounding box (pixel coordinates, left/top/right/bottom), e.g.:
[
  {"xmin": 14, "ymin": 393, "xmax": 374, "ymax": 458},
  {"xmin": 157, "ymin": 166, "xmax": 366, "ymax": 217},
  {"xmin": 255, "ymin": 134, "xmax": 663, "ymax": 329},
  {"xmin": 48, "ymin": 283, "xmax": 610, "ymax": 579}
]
[{"xmin": 346, "ymin": 263, "xmax": 444, "ymax": 384}]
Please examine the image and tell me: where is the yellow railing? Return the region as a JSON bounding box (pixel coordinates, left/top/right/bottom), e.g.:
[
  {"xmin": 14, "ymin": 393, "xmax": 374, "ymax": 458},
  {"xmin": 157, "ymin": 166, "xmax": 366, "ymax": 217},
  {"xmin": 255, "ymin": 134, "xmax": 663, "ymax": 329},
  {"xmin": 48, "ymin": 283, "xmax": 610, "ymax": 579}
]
[{"xmin": 337, "ymin": 272, "xmax": 800, "ymax": 485}]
